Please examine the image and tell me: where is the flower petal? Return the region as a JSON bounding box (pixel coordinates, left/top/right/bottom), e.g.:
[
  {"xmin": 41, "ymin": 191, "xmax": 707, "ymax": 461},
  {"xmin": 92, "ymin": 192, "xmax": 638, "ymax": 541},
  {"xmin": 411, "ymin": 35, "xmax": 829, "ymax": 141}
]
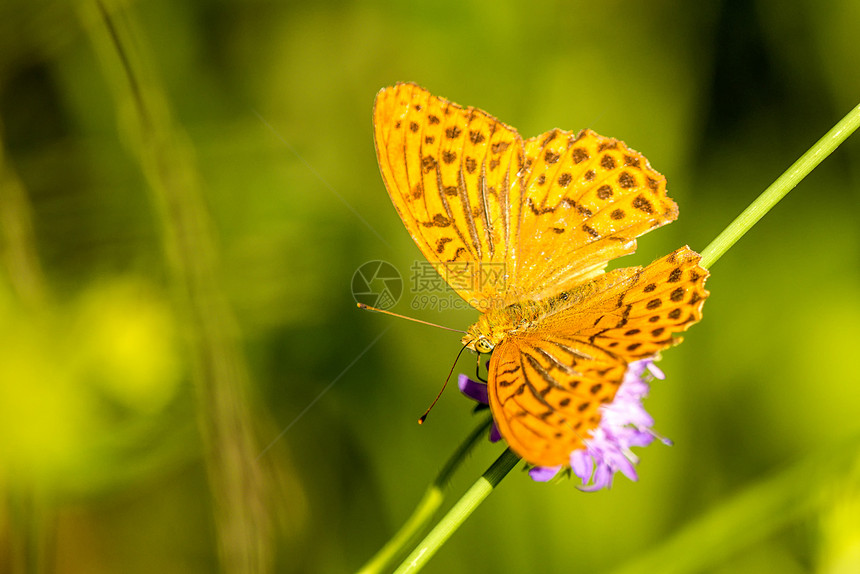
[
  {"xmin": 565, "ymin": 358, "xmax": 670, "ymax": 490},
  {"xmin": 462, "ymin": 358, "xmax": 670, "ymax": 490},
  {"xmin": 458, "ymin": 374, "xmax": 488, "ymax": 404},
  {"xmin": 489, "ymin": 423, "xmax": 502, "ymax": 443},
  {"xmin": 571, "ymin": 449, "xmax": 594, "ymax": 482},
  {"xmin": 529, "ymin": 465, "xmax": 562, "ymax": 482}
]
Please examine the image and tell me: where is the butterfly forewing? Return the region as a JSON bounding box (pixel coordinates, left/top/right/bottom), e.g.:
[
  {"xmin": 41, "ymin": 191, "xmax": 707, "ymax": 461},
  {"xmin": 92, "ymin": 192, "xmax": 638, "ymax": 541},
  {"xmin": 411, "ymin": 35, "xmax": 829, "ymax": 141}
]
[
  {"xmin": 373, "ymin": 83, "xmax": 521, "ymax": 309},
  {"xmin": 488, "ymin": 247, "xmax": 709, "ymax": 466}
]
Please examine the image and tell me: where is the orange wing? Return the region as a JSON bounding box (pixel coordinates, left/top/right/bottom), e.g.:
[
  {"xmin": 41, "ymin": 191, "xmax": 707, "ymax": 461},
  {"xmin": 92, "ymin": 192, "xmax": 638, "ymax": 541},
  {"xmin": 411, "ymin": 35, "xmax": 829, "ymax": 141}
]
[
  {"xmin": 488, "ymin": 247, "xmax": 709, "ymax": 467},
  {"xmin": 374, "ymin": 83, "xmax": 679, "ymax": 309},
  {"xmin": 506, "ymin": 130, "xmax": 678, "ymax": 303},
  {"xmin": 373, "ymin": 83, "xmax": 522, "ymax": 308}
]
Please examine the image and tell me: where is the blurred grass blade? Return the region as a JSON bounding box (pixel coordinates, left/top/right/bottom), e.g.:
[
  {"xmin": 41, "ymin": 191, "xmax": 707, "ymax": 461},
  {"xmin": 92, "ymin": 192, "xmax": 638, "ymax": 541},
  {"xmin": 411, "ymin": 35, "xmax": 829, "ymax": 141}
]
[
  {"xmin": 609, "ymin": 435, "xmax": 860, "ymax": 574},
  {"xmin": 0, "ymin": 126, "xmax": 48, "ymax": 307},
  {"xmin": 82, "ymin": 1, "xmax": 273, "ymax": 571},
  {"xmin": 359, "ymin": 415, "xmax": 493, "ymax": 574},
  {"xmin": 0, "ymin": 102, "xmax": 52, "ymax": 574}
]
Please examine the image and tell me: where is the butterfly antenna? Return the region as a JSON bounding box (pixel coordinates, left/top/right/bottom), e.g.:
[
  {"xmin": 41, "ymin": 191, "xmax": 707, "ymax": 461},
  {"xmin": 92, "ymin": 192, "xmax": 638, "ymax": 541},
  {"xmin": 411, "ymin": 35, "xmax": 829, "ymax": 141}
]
[
  {"xmin": 356, "ymin": 303, "xmax": 466, "ymax": 334},
  {"xmin": 418, "ymin": 342, "xmax": 472, "ymax": 425}
]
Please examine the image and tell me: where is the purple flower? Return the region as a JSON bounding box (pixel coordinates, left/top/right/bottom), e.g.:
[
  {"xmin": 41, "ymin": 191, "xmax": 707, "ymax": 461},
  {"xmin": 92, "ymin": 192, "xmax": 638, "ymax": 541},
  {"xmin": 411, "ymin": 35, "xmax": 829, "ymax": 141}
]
[
  {"xmin": 459, "ymin": 359, "xmax": 670, "ymax": 490},
  {"xmin": 458, "ymin": 374, "xmax": 501, "ymax": 442}
]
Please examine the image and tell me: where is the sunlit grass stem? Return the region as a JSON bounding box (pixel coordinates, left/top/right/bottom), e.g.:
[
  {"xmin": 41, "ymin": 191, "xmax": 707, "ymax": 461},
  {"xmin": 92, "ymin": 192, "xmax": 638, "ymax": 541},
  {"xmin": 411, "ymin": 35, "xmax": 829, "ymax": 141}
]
[
  {"xmin": 358, "ymin": 415, "xmax": 493, "ymax": 574},
  {"xmin": 393, "ymin": 448, "xmax": 521, "ymax": 574},
  {"xmin": 699, "ymin": 102, "xmax": 860, "ymax": 269}
]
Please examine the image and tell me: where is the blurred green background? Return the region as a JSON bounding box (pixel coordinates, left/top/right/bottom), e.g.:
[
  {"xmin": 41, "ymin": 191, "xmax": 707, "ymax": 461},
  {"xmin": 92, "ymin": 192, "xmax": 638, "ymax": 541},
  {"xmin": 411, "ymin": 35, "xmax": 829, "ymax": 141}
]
[{"xmin": 1, "ymin": 0, "xmax": 859, "ymax": 572}]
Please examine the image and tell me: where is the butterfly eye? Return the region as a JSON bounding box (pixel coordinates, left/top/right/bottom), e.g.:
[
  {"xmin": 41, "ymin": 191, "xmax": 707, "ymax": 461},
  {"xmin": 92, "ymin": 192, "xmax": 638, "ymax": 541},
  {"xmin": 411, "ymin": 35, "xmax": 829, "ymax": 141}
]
[{"xmin": 475, "ymin": 337, "xmax": 494, "ymax": 354}]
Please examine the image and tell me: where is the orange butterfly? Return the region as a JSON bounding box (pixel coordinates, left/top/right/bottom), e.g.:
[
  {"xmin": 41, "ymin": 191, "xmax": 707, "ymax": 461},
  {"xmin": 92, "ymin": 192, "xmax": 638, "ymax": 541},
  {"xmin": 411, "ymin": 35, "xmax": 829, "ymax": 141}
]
[{"xmin": 373, "ymin": 83, "xmax": 709, "ymax": 468}]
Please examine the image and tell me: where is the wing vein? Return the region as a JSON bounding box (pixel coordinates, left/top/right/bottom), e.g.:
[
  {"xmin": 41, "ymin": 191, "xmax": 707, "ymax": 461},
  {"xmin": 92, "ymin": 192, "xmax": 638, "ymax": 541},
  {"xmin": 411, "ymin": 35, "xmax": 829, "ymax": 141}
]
[
  {"xmin": 523, "ymin": 353, "xmax": 565, "ymax": 392},
  {"xmin": 458, "ymin": 156, "xmax": 483, "ymax": 260},
  {"xmin": 531, "ymin": 345, "xmax": 579, "ymax": 376},
  {"xmin": 479, "ymin": 123, "xmax": 496, "ymax": 260}
]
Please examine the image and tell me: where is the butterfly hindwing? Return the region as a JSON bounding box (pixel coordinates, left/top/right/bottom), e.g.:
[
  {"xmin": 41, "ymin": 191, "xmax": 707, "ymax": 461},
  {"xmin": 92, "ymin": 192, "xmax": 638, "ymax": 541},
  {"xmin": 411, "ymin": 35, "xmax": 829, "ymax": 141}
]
[
  {"xmin": 577, "ymin": 246, "xmax": 710, "ymax": 358},
  {"xmin": 488, "ymin": 335, "xmax": 628, "ymax": 467},
  {"xmin": 488, "ymin": 247, "xmax": 709, "ymax": 466}
]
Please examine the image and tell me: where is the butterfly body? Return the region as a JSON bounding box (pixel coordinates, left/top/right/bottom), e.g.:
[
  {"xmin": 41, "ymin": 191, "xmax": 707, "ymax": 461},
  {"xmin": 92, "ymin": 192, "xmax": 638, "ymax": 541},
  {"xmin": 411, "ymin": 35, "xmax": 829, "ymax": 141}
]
[
  {"xmin": 373, "ymin": 83, "xmax": 709, "ymax": 467},
  {"xmin": 464, "ymin": 288, "xmax": 588, "ymax": 353}
]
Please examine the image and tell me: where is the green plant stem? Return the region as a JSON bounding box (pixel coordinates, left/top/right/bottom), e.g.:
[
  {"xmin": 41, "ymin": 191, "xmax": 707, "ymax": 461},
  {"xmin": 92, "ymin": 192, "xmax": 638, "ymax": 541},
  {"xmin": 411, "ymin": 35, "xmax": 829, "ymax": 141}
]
[
  {"xmin": 358, "ymin": 415, "xmax": 493, "ymax": 574},
  {"xmin": 699, "ymin": 102, "xmax": 860, "ymax": 269},
  {"xmin": 393, "ymin": 448, "xmax": 521, "ymax": 574}
]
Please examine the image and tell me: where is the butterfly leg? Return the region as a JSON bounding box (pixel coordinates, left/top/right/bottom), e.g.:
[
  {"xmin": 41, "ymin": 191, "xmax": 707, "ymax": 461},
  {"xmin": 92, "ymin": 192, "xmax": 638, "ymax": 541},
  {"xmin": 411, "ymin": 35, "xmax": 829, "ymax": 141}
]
[{"xmin": 475, "ymin": 354, "xmax": 489, "ymax": 383}]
